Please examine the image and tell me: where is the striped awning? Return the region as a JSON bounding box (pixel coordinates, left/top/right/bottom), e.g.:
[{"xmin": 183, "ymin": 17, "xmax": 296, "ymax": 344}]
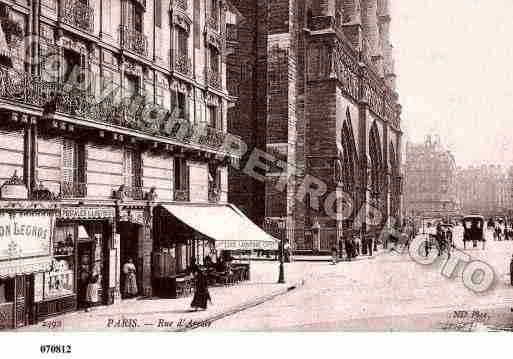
[{"xmin": 0, "ymin": 22, "xmax": 10, "ymax": 58}]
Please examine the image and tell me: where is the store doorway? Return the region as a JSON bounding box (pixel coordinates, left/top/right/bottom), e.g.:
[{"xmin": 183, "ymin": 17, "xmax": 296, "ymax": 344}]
[
  {"xmin": 118, "ymin": 222, "xmax": 141, "ymax": 298},
  {"xmin": 77, "ymin": 241, "xmax": 94, "ymax": 309}
]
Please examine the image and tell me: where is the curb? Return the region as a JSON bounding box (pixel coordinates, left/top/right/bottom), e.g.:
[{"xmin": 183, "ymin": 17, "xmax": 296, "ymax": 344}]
[{"xmin": 176, "ymin": 279, "xmax": 306, "ymax": 331}]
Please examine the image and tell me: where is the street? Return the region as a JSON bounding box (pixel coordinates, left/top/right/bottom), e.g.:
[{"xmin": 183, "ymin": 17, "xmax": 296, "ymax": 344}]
[{"xmin": 206, "ymin": 227, "xmax": 513, "ymax": 331}]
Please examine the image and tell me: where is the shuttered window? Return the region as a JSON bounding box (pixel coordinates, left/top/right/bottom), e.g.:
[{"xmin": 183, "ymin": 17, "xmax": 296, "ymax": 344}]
[
  {"xmin": 62, "ymin": 139, "xmax": 85, "ymax": 184},
  {"xmin": 174, "ymin": 158, "xmax": 188, "ymax": 190},
  {"xmin": 123, "ymin": 148, "xmax": 142, "ymax": 188}
]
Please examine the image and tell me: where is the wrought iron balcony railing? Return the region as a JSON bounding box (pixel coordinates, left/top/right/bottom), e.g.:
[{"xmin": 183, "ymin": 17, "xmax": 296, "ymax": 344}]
[
  {"xmin": 0, "ymin": 65, "xmax": 243, "ymax": 155},
  {"xmin": 207, "ymin": 69, "xmax": 221, "ymax": 89},
  {"xmin": 174, "ymin": 189, "xmax": 189, "ymax": 202},
  {"xmin": 119, "ymin": 25, "xmax": 148, "ymax": 57},
  {"xmin": 174, "ymin": 0, "xmax": 188, "ymax": 11},
  {"xmin": 226, "ymin": 24, "xmax": 238, "ymax": 42},
  {"xmin": 59, "ymin": 181, "xmax": 87, "ymax": 199},
  {"xmin": 206, "ymin": 15, "xmax": 219, "ymax": 31},
  {"xmin": 173, "ymin": 51, "xmax": 192, "ymax": 76},
  {"xmin": 61, "ymin": 0, "xmax": 94, "ymax": 33}
]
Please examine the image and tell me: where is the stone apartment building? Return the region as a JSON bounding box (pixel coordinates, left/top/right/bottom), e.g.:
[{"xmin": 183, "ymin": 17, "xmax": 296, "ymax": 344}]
[
  {"xmin": 226, "ymin": 0, "xmax": 403, "ymax": 251},
  {"xmin": 0, "ymin": 0, "xmax": 267, "ymax": 329},
  {"xmin": 403, "ymin": 135, "xmax": 459, "ymax": 219},
  {"xmin": 456, "ymin": 164, "xmax": 509, "ymax": 217}
]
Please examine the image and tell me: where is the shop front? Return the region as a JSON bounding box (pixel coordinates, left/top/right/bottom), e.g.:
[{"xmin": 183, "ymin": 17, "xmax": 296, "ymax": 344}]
[
  {"xmin": 0, "ymin": 207, "xmax": 56, "ymax": 330},
  {"xmin": 152, "ymin": 203, "xmax": 278, "ymax": 298},
  {"xmin": 33, "ymin": 206, "xmax": 117, "ymax": 322}
]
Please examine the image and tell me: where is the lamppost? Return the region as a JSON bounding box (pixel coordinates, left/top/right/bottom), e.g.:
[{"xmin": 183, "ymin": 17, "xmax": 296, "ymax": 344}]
[{"xmin": 277, "ymin": 219, "xmax": 286, "ymax": 284}]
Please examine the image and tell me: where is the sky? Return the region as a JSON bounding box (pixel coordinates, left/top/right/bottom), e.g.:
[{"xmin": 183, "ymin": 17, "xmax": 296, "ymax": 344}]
[{"xmin": 391, "ymin": 0, "xmax": 513, "ymax": 168}]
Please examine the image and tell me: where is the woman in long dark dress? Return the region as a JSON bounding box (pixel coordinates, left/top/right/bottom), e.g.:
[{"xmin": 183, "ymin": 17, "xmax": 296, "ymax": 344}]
[{"xmin": 191, "ymin": 269, "xmax": 212, "ymax": 311}]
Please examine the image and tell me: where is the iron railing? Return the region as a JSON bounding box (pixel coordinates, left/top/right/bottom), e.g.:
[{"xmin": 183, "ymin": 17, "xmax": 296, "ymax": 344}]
[
  {"xmin": 174, "ymin": 189, "xmax": 189, "ymax": 202},
  {"xmin": 61, "ymin": 0, "xmax": 94, "ymax": 33},
  {"xmin": 226, "ymin": 24, "xmax": 238, "ymax": 42},
  {"xmin": 173, "ymin": 51, "xmax": 192, "ymax": 76},
  {"xmin": 174, "ymin": 0, "xmax": 188, "ymax": 11},
  {"xmin": 119, "ymin": 25, "xmax": 148, "ymax": 57},
  {"xmin": 0, "ymin": 65, "xmax": 242, "ymax": 153},
  {"xmin": 207, "ymin": 68, "xmax": 221, "ymax": 88},
  {"xmin": 121, "ymin": 186, "xmax": 145, "ymax": 200},
  {"xmin": 206, "ymin": 15, "xmax": 219, "ymax": 31},
  {"xmin": 60, "ymin": 181, "xmax": 87, "ymax": 198}
]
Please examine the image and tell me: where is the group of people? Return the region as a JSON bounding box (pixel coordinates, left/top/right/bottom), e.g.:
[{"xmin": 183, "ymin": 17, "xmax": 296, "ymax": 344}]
[
  {"xmin": 330, "ymin": 235, "xmax": 377, "ymax": 264},
  {"xmin": 489, "ymin": 220, "xmax": 513, "ymax": 241}
]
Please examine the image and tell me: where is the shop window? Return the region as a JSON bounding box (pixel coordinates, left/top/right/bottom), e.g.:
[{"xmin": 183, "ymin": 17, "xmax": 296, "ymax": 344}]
[
  {"xmin": 174, "ymin": 157, "xmax": 188, "ymax": 191},
  {"xmin": 123, "ymin": 148, "xmax": 142, "ymax": 189},
  {"xmin": 45, "ymin": 225, "xmax": 76, "ymax": 300},
  {"xmin": 0, "ymin": 279, "xmax": 14, "ymax": 303}
]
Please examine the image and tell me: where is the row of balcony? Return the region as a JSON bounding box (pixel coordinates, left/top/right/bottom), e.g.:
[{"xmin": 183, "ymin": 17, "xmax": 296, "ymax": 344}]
[
  {"xmin": 0, "ymin": 65, "xmax": 237, "ymax": 152},
  {"xmin": 31, "ymin": 181, "xmax": 221, "ymax": 203}
]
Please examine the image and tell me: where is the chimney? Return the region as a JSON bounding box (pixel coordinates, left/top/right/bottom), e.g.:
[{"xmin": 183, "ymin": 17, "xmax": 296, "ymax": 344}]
[{"xmin": 361, "ymin": 0, "xmax": 382, "ymax": 75}]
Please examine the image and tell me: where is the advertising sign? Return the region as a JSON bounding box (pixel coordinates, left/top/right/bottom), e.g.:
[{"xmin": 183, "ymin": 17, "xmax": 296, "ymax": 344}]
[{"xmin": 0, "ymin": 212, "xmax": 53, "ymax": 261}]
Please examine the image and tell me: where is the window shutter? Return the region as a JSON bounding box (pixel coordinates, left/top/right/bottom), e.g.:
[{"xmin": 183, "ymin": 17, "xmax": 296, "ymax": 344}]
[
  {"xmin": 74, "ymin": 143, "xmax": 86, "ymax": 184},
  {"xmin": 62, "ymin": 139, "xmax": 74, "ymax": 183}
]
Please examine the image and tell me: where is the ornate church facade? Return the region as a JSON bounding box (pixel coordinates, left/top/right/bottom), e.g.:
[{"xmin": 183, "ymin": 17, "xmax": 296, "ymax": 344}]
[{"xmin": 227, "ymin": 0, "xmax": 403, "ymax": 251}]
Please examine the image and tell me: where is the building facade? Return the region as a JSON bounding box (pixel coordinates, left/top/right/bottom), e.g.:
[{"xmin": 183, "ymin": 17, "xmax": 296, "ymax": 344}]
[
  {"xmin": 0, "ymin": 0, "xmax": 241, "ymax": 329},
  {"xmin": 403, "ymin": 135, "xmax": 458, "ymax": 219},
  {"xmin": 227, "ymin": 0, "xmax": 403, "ymax": 252},
  {"xmin": 456, "ymin": 164, "xmax": 509, "ymax": 217}
]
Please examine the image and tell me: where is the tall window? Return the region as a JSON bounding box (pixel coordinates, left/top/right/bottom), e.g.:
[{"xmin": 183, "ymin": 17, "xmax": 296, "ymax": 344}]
[
  {"xmin": 125, "ymin": 74, "xmax": 139, "ymax": 99},
  {"xmin": 208, "ymin": 163, "xmax": 220, "ymax": 190},
  {"xmin": 209, "ymin": 0, "xmax": 219, "ymax": 24},
  {"xmin": 209, "ymin": 46, "xmax": 219, "ymax": 73},
  {"xmin": 177, "ymin": 28, "xmax": 188, "ymax": 56},
  {"xmin": 123, "ymin": 148, "xmax": 142, "ymax": 188},
  {"xmin": 0, "ymin": 279, "xmax": 14, "ymax": 303},
  {"xmin": 127, "ymin": 1, "xmax": 143, "ymax": 32},
  {"xmin": 208, "ymin": 105, "xmax": 221, "ymax": 129},
  {"xmin": 155, "ymin": 0, "xmax": 162, "ymax": 28},
  {"xmin": 174, "ymin": 157, "xmax": 188, "ymax": 191},
  {"xmin": 62, "ymin": 49, "xmax": 86, "ymax": 86},
  {"xmin": 61, "ymin": 139, "xmax": 86, "ymax": 198},
  {"xmin": 171, "ymin": 90, "xmax": 187, "ymax": 119}
]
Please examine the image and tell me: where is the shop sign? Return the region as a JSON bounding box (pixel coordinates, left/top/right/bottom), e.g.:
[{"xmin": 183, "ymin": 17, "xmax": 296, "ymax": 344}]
[
  {"xmin": 119, "ymin": 209, "xmax": 145, "ymax": 225},
  {"xmin": 59, "ymin": 207, "xmax": 115, "ymax": 220},
  {"xmin": 0, "ymin": 212, "xmax": 53, "ymax": 262},
  {"xmin": 216, "ymin": 240, "xmax": 278, "ymax": 251}
]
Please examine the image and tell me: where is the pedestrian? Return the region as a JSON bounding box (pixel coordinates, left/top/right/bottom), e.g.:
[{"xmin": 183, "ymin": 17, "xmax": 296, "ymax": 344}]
[
  {"xmin": 331, "ymin": 245, "xmax": 338, "ymax": 265},
  {"xmin": 191, "ymin": 268, "xmax": 212, "ymax": 311},
  {"xmin": 284, "ymin": 240, "xmax": 291, "ymax": 262},
  {"xmin": 85, "ymin": 272, "xmax": 100, "ymax": 312},
  {"xmin": 122, "ymin": 258, "xmax": 138, "ymax": 298}
]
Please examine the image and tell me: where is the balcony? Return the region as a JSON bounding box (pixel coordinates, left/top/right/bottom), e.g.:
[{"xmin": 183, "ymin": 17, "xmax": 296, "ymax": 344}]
[
  {"xmin": 174, "ymin": 189, "xmax": 189, "ymax": 202},
  {"xmin": 207, "ymin": 69, "xmax": 221, "ymax": 89},
  {"xmin": 0, "ymin": 65, "xmax": 243, "ymax": 155},
  {"xmin": 174, "ymin": 0, "xmax": 188, "ymax": 11},
  {"xmin": 173, "ymin": 51, "xmax": 192, "ymax": 77},
  {"xmin": 60, "ymin": 0, "xmax": 94, "ymax": 33},
  {"xmin": 206, "ymin": 15, "xmax": 219, "ymax": 31},
  {"xmin": 208, "ymin": 182, "xmax": 220, "ymax": 203},
  {"xmin": 119, "ymin": 25, "xmax": 148, "ymax": 57},
  {"xmin": 60, "ymin": 182, "xmax": 87, "ymax": 199},
  {"xmin": 226, "ymin": 24, "xmax": 238, "ymax": 42}
]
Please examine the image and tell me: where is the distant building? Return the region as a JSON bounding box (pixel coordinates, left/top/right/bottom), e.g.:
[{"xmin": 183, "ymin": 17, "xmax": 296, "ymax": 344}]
[
  {"xmin": 456, "ymin": 164, "xmax": 508, "ymax": 217},
  {"xmin": 403, "ymin": 135, "xmax": 458, "ymax": 218}
]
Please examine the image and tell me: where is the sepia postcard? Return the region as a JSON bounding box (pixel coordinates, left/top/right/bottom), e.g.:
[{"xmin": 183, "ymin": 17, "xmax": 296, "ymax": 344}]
[{"xmin": 0, "ymin": 0, "xmax": 512, "ymax": 355}]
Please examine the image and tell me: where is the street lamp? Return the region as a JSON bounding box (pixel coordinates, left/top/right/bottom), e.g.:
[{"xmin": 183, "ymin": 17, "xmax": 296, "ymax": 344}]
[{"xmin": 277, "ymin": 220, "xmax": 286, "ymax": 284}]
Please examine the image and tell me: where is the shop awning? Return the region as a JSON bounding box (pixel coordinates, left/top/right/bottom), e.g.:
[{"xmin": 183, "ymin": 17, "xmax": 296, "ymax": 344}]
[{"xmin": 159, "ymin": 204, "xmax": 279, "ymax": 250}]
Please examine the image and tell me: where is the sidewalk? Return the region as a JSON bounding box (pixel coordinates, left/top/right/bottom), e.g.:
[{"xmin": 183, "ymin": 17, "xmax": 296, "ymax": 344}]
[{"xmin": 20, "ymin": 262, "xmax": 306, "ymax": 332}]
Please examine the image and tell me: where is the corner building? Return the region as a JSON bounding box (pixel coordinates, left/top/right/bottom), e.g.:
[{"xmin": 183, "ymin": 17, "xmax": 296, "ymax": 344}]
[
  {"xmin": 0, "ymin": 0, "xmax": 249, "ymax": 329},
  {"xmin": 227, "ymin": 0, "xmax": 403, "ymax": 252}
]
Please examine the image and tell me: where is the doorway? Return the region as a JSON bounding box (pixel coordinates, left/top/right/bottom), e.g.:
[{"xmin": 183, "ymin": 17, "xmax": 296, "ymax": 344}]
[
  {"xmin": 118, "ymin": 222, "xmax": 141, "ymax": 298},
  {"xmin": 77, "ymin": 241, "xmax": 93, "ymax": 309}
]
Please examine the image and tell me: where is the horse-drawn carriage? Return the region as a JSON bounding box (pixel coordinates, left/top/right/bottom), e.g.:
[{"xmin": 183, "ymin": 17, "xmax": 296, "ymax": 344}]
[{"xmin": 462, "ymin": 215, "xmax": 486, "ymax": 250}]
